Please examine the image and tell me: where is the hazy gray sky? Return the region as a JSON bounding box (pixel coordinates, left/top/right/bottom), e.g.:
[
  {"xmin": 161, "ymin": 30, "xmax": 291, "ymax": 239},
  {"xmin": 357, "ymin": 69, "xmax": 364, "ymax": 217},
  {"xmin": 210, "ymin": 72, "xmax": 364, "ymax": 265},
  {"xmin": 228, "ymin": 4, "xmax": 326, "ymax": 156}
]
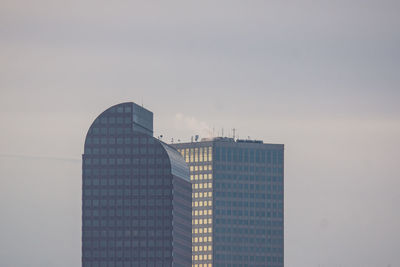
[{"xmin": 1, "ymin": 1, "xmax": 399, "ymax": 266}]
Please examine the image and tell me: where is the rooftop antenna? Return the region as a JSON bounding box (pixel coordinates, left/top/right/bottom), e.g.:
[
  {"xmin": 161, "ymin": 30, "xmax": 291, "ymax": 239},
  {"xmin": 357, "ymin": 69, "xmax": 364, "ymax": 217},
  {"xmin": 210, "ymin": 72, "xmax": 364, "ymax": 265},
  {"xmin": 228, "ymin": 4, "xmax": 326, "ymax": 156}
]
[
  {"xmin": 222, "ymin": 128, "xmax": 224, "ymax": 137},
  {"xmin": 233, "ymin": 128, "xmax": 236, "ymax": 140},
  {"xmin": 195, "ymin": 135, "xmax": 199, "ymax": 142}
]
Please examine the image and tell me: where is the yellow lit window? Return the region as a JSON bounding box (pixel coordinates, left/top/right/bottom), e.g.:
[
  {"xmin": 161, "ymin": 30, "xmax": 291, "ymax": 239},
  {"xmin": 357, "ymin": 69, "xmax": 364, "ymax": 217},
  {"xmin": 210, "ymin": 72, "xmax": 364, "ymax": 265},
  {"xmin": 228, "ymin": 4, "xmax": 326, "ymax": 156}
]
[
  {"xmin": 203, "ymin": 228, "xmax": 207, "ymax": 233},
  {"xmin": 208, "ymin": 147, "xmax": 212, "ymax": 161},
  {"xmin": 199, "ymin": 228, "xmax": 203, "ymax": 233},
  {"xmin": 195, "ymin": 175, "xmax": 198, "ymax": 180},
  {"xmin": 208, "ymin": 227, "xmax": 212, "ymax": 232},
  {"xmin": 209, "ymin": 209, "xmax": 212, "ymax": 215},
  {"xmin": 199, "ymin": 201, "xmax": 203, "ymax": 207},
  {"xmin": 199, "ymin": 210, "xmax": 203, "ymax": 215},
  {"xmin": 195, "ymin": 192, "xmax": 198, "ymax": 198},
  {"xmin": 195, "ymin": 210, "xmax": 198, "ymax": 216},
  {"xmin": 190, "ymin": 149, "xmax": 194, "ymax": 162},
  {"xmin": 194, "ymin": 228, "xmax": 198, "ymax": 233},
  {"xmin": 199, "ymin": 192, "xmax": 203, "ymax": 198},
  {"xmin": 209, "ymin": 165, "xmax": 212, "ymax": 170},
  {"xmin": 204, "ymin": 201, "xmax": 208, "ymax": 207},
  {"xmin": 195, "ymin": 165, "xmax": 198, "ymax": 171},
  {"xmin": 204, "ymin": 165, "xmax": 208, "ymax": 171},
  {"xmin": 208, "ymin": 255, "xmax": 212, "ymax": 260},
  {"xmin": 199, "ymin": 174, "xmax": 203, "ymax": 180},
  {"xmin": 199, "ymin": 165, "xmax": 203, "ymax": 171},
  {"xmin": 208, "ymin": 201, "xmax": 212, "ymax": 206},
  {"xmin": 208, "ymin": 218, "xmax": 212, "ymax": 224},
  {"xmin": 204, "ymin": 183, "xmax": 208, "ymax": 189},
  {"xmin": 199, "ymin": 147, "xmax": 203, "ymax": 162},
  {"xmin": 195, "ymin": 148, "xmax": 198, "ymax": 162},
  {"xmin": 199, "ymin": 237, "xmax": 203, "ymax": 242},
  {"xmin": 199, "ymin": 183, "xmax": 203, "ymax": 189},
  {"xmin": 199, "ymin": 255, "xmax": 203, "ymax": 260},
  {"xmin": 208, "ymin": 245, "xmax": 212, "ymax": 251},
  {"xmin": 195, "ymin": 184, "xmax": 198, "ymax": 189},
  {"xmin": 209, "ymin": 192, "xmax": 213, "ymax": 197}
]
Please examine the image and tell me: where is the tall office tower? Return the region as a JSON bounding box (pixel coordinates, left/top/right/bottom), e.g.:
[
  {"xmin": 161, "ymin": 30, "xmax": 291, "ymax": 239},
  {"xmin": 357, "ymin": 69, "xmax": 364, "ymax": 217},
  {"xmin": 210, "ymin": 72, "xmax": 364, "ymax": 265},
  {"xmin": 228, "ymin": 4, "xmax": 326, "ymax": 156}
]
[
  {"xmin": 82, "ymin": 102, "xmax": 192, "ymax": 267},
  {"xmin": 171, "ymin": 137, "xmax": 284, "ymax": 267}
]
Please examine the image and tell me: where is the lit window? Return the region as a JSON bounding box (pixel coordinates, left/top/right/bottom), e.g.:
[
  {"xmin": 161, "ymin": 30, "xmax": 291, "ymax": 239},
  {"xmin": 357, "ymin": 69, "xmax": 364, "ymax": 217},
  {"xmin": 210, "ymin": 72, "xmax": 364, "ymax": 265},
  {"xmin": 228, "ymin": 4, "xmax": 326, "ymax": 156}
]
[{"xmin": 190, "ymin": 149, "xmax": 194, "ymax": 162}]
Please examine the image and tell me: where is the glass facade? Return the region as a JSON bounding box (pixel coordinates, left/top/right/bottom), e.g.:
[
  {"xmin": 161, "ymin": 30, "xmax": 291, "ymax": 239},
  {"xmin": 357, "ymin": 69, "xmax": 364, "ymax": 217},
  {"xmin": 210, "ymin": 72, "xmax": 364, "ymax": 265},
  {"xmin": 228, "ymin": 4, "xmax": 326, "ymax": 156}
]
[
  {"xmin": 172, "ymin": 138, "xmax": 284, "ymax": 267},
  {"xmin": 175, "ymin": 143, "xmax": 214, "ymax": 267},
  {"xmin": 82, "ymin": 102, "xmax": 191, "ymax": 267}
]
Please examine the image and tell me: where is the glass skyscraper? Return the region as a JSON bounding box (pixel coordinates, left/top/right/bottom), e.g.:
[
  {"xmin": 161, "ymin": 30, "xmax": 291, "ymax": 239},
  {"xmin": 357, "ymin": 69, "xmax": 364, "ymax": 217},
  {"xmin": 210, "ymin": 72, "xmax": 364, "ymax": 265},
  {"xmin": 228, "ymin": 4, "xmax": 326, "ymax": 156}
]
[
  {"xmin": 172, "ymin": 137, "xmax": 284, "ymax": 267},
  {"xmin": 82, "ymin": 102, "xmax": 192, "ymax": 267}
]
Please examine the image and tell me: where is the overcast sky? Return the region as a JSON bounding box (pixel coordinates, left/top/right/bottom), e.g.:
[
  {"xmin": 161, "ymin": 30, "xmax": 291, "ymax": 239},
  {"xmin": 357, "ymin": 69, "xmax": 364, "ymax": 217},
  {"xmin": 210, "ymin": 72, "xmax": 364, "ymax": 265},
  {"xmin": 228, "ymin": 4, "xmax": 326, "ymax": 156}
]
[{"xmin": 1, "ymin": 1, "xmax": 399, "ymax": 266}]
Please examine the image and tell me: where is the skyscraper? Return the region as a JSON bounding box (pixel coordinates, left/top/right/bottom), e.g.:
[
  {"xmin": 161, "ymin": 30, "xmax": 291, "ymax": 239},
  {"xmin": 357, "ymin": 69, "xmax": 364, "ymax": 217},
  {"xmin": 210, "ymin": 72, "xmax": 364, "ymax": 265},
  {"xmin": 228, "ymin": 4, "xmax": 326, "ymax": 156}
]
[
  {"xmin": 82, "ymin": 102, "xmax": 192, "ymax": 267},
  {"xmin": 171, "ymin": 137, "xmax": 284, "ymax": 267}
]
